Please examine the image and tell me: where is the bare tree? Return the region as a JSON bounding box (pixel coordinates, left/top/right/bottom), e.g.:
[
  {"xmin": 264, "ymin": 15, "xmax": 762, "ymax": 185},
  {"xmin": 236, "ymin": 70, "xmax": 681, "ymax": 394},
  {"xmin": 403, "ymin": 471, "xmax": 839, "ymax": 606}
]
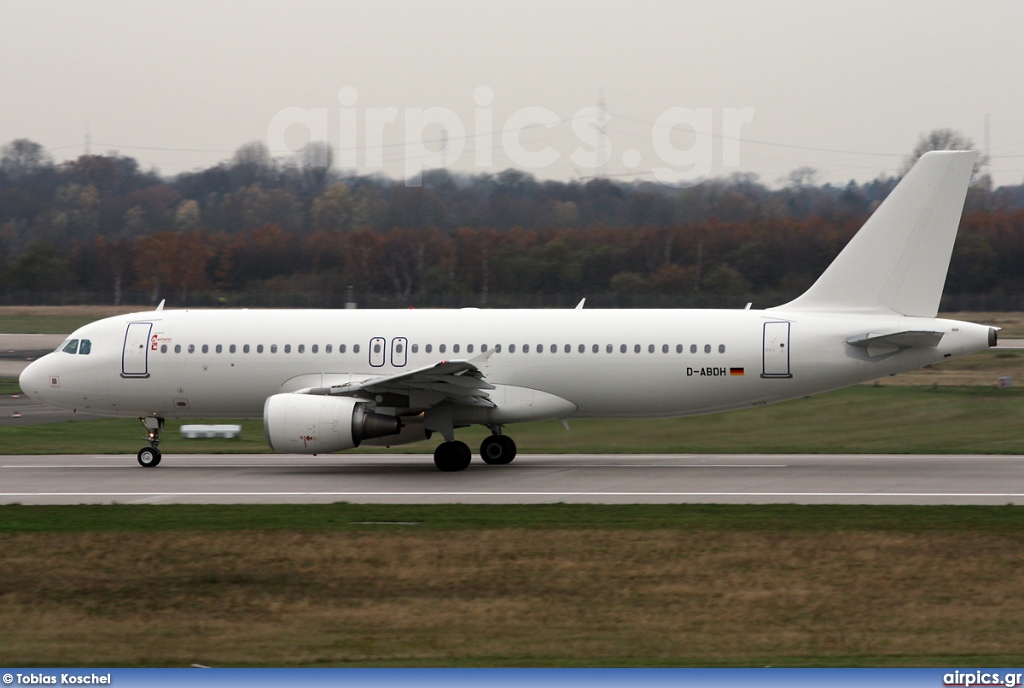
[
  {"xmin": 902, "ymin": 129, "xmax": 986, "ymax": 177},
  {"xmin": 0, "ymin": 139, "xmax": 51, "ymax": 179},
  {"xmin": 230, "ymin": 141, "xmax": 275, "ymax": 186},
  {"xmin": 300, "ymin": 141, "xmax": 334, "ymax": 194}
]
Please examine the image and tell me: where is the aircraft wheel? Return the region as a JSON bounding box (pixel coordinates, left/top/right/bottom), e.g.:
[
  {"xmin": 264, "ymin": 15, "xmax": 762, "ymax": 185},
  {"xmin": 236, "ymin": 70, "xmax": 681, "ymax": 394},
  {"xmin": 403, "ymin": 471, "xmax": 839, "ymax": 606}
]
[
  {"xmin": 480, "ymin": 435, "xmax": 517, "ymax": 465},
  {"xmin": 434, "ymin": 440, "xmax": 472, "ymax": 472},
  {"xmin": 137, "ymin": 446, "xmax": 162, "ymax": 468}
]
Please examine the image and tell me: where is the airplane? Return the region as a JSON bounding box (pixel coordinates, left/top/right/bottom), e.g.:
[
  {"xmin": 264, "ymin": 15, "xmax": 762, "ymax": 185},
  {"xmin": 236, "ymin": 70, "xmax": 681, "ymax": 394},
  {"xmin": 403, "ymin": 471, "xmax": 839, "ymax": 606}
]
[{"xmin": 18, "ymin": 150, "xmax": 997, "ymax": 471}]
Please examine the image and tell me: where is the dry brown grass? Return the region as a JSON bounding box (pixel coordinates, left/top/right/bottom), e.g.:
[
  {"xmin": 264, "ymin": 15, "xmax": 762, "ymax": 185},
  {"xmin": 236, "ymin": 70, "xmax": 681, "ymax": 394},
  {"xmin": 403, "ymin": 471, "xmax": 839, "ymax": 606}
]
[
  {"xmin": 2, "ymin": 529, "xmax": 1024, "ymax": 666},
  {"xmin": 879, "ymin": 349, "xmax": 1024, "ymax": 386},
  {"xmin": 942, "ymin": 312, "xmax": 1024, "ymax": 337}
]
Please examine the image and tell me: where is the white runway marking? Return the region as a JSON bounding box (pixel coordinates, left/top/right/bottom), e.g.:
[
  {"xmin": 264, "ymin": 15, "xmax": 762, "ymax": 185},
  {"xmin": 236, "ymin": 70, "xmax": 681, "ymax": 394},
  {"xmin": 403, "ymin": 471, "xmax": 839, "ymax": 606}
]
[
  {"xmin": 0, "ymin": 463, "xmax": 789, "ymax": 469},
  {"xmin": 4, "ymin": 491, "xmax": 1024, "ymax": 498}
]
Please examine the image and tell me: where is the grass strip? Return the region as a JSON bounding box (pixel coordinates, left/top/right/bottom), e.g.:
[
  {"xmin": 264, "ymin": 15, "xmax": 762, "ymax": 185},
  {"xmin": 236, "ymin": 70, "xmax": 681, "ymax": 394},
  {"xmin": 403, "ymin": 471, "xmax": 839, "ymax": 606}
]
[
  {"xmin": 4, "ymin": 503, "xmax": 1024, "ymax": 533},
  {"xmin": 4, "ymin": 385, "xmax": 1023, "ymax": 454}
]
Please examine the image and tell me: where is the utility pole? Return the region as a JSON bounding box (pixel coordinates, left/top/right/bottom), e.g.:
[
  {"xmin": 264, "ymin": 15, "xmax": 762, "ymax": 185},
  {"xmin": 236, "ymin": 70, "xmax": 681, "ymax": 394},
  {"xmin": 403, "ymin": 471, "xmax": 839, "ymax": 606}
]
[
  {"xmin": 597, "ymin": 89, "xmax": 608, "ymax": 178},
  {"xmin": 984, "ymin": 113, "xmax": 991, "ymax": 179}
]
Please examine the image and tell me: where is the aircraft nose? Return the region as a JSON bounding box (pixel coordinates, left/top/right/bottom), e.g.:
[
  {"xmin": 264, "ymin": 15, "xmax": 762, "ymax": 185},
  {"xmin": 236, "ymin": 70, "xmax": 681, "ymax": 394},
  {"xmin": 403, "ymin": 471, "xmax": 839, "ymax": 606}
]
[{"xmin": 19, "ymin": 356, "xmax": 50, "ymax": 402}]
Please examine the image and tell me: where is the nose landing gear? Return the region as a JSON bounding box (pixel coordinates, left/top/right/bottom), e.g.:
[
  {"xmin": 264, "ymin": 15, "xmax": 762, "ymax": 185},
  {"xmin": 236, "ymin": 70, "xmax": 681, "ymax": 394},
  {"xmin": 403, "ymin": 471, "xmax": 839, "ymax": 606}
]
[{"xmin": 137, "ymin": 417, "xmax": 164, "ymax": 467}]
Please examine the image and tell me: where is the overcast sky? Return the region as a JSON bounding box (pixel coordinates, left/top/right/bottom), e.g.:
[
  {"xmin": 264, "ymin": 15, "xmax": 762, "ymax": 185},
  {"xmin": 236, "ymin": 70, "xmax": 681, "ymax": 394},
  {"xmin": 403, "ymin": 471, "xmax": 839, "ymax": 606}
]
[{"xmin": 2, "ymin": 0, "xmax": 1022, "ymax": 187}]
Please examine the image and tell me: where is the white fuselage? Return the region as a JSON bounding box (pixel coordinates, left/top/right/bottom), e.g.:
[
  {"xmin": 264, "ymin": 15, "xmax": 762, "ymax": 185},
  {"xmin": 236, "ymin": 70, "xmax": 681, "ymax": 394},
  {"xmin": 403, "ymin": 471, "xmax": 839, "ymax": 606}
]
[{"xmin": 19, "ymin": 307, "xmax": 992, "ymax": 423}]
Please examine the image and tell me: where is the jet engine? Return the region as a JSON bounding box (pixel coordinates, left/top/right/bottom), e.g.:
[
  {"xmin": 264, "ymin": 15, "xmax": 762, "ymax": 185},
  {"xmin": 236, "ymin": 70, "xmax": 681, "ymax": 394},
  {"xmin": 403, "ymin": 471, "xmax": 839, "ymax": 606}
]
[{"xmin": 263, "ymin": 393, "xmax": 401, "ymax": 454}]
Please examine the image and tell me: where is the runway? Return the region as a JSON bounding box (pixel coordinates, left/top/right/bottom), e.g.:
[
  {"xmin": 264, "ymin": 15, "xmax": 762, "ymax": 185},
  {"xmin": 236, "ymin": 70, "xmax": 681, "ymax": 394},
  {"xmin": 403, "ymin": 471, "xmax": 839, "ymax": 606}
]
[{"xmin": 3, "ymin": 453, "xmax": 1024, "ymax": 505}]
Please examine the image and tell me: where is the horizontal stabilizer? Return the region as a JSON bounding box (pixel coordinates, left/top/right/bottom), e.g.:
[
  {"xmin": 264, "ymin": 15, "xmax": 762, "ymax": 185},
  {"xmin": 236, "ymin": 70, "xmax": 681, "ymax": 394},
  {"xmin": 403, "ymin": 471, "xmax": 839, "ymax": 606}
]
[
  {"xmin": 846, "ymin": 331, "xmax": 944, "ymax": 348},
  {"xmin": 847, "ymin": 330, "xmax": 944, "ymax": 357}
]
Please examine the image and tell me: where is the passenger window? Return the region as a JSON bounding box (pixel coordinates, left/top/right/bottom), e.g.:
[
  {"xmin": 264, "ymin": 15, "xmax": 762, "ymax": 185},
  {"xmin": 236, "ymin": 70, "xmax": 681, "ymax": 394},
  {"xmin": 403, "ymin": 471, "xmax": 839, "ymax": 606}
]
[
  {"xmin": 230, "ymin": 344, "xmax": 236, "ymax": 353},
  {"xmin": 202, "ymin": 345, "xmax": 209, "ymax": 354},
  {"xmin": 494, "ymin": 344, "xmax": 502, "ymax": 352},
  {"xmin": 481, "ymin": 344, "xmax": 488, "ymax": 352},
  {"xmin": 215, "ymin": 345, "xmax": 222, "ymax": 353},
  {"xmin": 188, "ymin": 344, "xmax": 195, "ymax": 353},
  {"xmin": 704, "ymin": 344, "xmax": 711, "ymax": 353},
  {"xmin": 411, "ymin": 344, "xmax": 418, "ymax": 353},
  {"xmin": 509, "ymin": 344, "xmax": 516, "ymax": 353},
  {"xmin": 648, "ymin": 344, "xmax": 654, "ymax": 353},
  {"xmin": 175, "ymin": 344, "xmax": 181, "ymax": 354},
  {"xmin": 243, "ymin": 345, "xmax": 250, "ymax": 353},
  {"xmin": 284, "ymin": 345, "xmax": 291, "ymax": 353},
  {"xmin": 62, "ymin": 339, "xmax": 79, "ymax": 354},
  {"xmin": 523, "ymin": 344, "xmax": 530, "ymax": 353},
  {"xmin": 340, "ymin": 344, "xmax": 347, "ymax": 353},
  {"xmin": 536, "ymin": 344, "xmax": 543, "ymax": 353},
  {"xmin": 690, "ymin": 344, "xmax": 697, "ymax": 354},
  {"xmin": 676, "ymin": 344, "xmax": 683, "ymax": 353},
  {"xmin": 160, "ymin": 344, "xmax": 167, "ymax": 353},
  {"xmin": 620, "ymin": 344, "xmax": 626, "ymax": 353},
  {"xmin": 578, "ymin": 344, "xmax": 585, "ymax": 353},
  {"xmin": 426, "ymin": 344, "xmax": 432, "ymax": 353},
  {"xmin": 607, "ymin": 344, "xmax": 613, "ymax": 353},
  {"xmin": 257, "ymin": 345, "xmax": 264, "ymax": 353},
  {"xmin": 551, "ymin": 344, "xmax": 557, "ymax": 353},
  {"xmin": 634, "ymin": 344, "xmax": 641, "ymax": 354},
  {"xmin": 325, "ymin": 344, "xmax": 332, "ymax": 353},
  {"xmin": 592, "ymin": 344, "xmax": 599, "ymax": 353},
  {"xmin": 719, "ymin": 344, "xmax": 726, "ymax": 353},
  {"xmin": 298, "ymin": 344, "xmax": 305, "ymax": 353},
  {"xmin": 79, "ymin": 339, "xmax": 91, "ymax": 355},
  {"xmin": 373, "ymin": 342, "xmax": 381, "ymax": 354},
  {"xmin": 662, "ymin": 344, "xmax": 669, "ymax": 353},
  {"xmin": 466, "ymin": 344, "xmax": 473, "ymax": 353},
  {"xmin": 440, "ymin": 344, "xmax": 447, "ymax": 353},
  {"xmin": 354, "ymin": 344, "xmax": 360, "ymax": 353},
  {"xmin": 453, "ymin": 344, "xmax": 460, "ymax": 353},
  {"xmin": 311, "ymin": 344, "xmax": 318, "ymax": 353},
  {"xmin": 271, "ymin": 345, "xmax": 278, "ymax": 353}
]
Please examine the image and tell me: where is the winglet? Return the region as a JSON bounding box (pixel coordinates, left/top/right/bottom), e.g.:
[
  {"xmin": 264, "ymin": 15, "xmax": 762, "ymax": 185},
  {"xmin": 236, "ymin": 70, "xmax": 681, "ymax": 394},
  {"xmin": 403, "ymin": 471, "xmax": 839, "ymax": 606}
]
[
  {"xmin": 155, "ymin": 299, "xmax": 165, "ymax": 312},
  {"xmin": 575, "ymin": 298, "xmax": 586, "ymax": 310},
  {"xmin": 773, "ymin": 150, "xmax": 976, "ymax": 317}
]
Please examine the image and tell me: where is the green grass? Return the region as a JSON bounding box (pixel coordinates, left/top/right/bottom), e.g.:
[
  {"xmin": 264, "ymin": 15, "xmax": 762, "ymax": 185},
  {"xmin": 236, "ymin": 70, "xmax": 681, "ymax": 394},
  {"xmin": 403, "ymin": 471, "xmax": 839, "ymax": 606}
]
[
  {"xmin": 3, "ymin": 503, "xmax": 1024, "ymax": 533},
  {"xmin": 2, "ymin": 385, "xmax": 1022, "ymax": 455},
  {"xmin": 0, "ymin": 315, "xmax": 106, "ymax": 334},
  {"xmin": 0, "ymin": 378, "xmax": 22, "ymax": 395}
]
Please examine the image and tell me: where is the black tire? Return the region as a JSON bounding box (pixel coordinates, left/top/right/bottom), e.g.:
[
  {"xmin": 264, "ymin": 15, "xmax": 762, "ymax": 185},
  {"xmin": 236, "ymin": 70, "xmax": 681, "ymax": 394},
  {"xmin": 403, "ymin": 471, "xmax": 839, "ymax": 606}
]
[
  {"xmin": 433, "ymin": 440, "xmax": 472, "ymax": 472},
  {"xmin": 137, "ymin": 446, "xmax": 162, "ymax": 468},
  {"xmin": 480, "ymin": 435, "xmax": 516, "ymax": 465}
]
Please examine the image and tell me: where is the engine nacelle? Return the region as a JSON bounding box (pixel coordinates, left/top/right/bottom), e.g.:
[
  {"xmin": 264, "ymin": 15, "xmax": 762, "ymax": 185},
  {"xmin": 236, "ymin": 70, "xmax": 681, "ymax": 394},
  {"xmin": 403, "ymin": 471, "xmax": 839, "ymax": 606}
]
[{"xmin": 263, "ymin": 393, "xmax": 401, "ymax": 454}]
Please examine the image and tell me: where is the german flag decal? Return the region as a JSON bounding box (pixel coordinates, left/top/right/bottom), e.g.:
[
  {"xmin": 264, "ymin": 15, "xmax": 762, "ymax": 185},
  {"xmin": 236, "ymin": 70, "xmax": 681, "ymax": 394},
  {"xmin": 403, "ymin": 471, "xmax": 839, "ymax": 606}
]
[{"xmin": 730, "ymin": 367, "xmax": 745, "ymax": 376}]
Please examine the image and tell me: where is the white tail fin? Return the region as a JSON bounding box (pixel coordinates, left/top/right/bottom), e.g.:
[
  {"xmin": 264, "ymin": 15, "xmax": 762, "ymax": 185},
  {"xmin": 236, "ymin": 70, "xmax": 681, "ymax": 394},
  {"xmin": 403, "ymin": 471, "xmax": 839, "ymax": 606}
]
[{"xmin": 774, "ymin": 150, "xmax": 976, "ymax": 317}]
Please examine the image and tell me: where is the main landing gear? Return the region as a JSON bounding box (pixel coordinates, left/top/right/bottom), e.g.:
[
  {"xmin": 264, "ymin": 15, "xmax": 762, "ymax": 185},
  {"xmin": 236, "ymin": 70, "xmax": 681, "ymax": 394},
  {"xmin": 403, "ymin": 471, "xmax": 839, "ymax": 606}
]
[
  {"xmin": 432, "ymin": 427, "xmax": 518, "ymax": 472},
  {"xmin": 137, "ymin": 417, "xmax": 164, "ymax": 468}
]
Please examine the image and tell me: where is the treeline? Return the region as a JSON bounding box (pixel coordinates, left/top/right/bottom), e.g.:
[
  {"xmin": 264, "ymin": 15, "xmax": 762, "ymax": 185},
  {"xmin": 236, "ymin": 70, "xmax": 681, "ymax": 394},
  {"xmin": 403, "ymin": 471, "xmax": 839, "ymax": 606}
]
[{"xmin": 1, "ymin": 138, "xmax": 1023, "ymax": 308}]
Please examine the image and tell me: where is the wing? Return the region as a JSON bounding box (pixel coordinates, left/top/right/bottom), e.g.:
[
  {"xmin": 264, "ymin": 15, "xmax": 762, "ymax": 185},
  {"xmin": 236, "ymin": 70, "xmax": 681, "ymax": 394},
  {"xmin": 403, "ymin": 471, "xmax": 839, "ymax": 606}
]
[{"xmin": 303, "ymin": 351, "xmax": 496, "ymax": 410}]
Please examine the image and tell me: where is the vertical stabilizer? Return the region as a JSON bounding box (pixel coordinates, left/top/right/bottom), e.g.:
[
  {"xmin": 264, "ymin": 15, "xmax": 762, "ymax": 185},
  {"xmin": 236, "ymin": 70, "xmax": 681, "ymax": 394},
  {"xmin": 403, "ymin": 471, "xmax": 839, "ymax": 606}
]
[{"xmin": 774, "ymin": 150, "xmax": 976, "ymax": 317}]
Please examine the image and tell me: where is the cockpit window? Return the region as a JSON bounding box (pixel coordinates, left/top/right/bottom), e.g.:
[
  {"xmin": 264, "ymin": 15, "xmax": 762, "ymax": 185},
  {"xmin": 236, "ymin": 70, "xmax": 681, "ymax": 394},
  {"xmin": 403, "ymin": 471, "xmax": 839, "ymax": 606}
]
[
  {"xmin": 62, "ymin": 339, "xmax": 79, "ymax": 354},
  {"xmin": 79, "ymin": 339, "xmax": 92, "ymax": 355}
]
